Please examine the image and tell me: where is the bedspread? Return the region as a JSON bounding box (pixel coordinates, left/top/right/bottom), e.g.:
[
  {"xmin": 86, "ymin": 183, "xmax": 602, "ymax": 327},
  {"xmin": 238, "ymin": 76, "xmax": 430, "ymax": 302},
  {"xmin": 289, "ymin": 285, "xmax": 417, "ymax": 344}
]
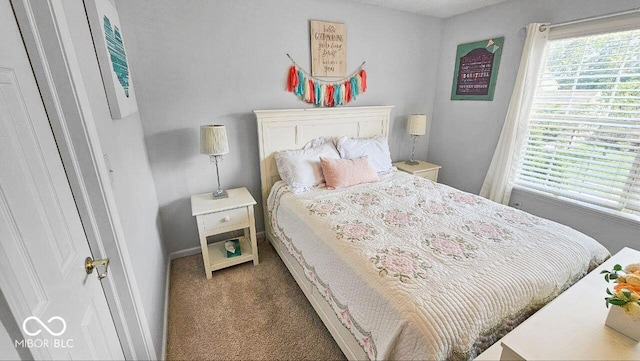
[{"xmin": 267, "ymin": 171, "xmax": 609, "ymax": 360}]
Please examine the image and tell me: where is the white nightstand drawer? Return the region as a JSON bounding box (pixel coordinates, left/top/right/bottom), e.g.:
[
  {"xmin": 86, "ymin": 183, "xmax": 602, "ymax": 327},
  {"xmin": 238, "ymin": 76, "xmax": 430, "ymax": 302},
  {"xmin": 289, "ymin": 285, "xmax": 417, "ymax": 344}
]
[
  {"xmin": 201, "ymin": 207, "xmax": 249, "ymax": 232},
  {"xmin": 416, "ymin": 169, "xmax": 439, "ymax": 182}
]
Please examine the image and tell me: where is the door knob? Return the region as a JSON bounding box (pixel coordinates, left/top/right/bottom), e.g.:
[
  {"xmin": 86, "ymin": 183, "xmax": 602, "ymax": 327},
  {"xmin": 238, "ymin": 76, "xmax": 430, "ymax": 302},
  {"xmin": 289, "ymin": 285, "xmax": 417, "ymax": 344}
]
[{"xmin": 85, "ymin": 257, "xmax": 109, "ymax": 280}]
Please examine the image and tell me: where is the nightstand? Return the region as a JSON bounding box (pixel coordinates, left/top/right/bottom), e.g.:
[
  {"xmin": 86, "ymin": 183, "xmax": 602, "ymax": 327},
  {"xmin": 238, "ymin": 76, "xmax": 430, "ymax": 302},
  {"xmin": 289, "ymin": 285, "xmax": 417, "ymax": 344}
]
[
  {"xmin": 191, "ymin": 187, "xmax": 258, "ymax": 279},
  {"xmin": 393, "ymin": 160, "xmax": 441, "ymax": 182}
]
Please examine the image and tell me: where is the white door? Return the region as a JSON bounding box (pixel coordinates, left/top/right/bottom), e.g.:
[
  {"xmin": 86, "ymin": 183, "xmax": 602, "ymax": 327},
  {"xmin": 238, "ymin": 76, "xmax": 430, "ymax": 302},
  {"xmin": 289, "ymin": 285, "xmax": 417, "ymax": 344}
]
[{"xmin": 0, "ymin": 1, "xmax": 124, "ymax": 359}]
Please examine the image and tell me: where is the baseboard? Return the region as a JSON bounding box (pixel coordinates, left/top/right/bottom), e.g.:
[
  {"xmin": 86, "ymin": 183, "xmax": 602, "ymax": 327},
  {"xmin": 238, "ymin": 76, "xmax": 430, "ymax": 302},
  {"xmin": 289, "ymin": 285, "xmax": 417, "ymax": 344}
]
[
  {"xmin": 169, "ymin": 246, "xmax": 201, "ymax": 260},
  {"xmin": 161, "ymin": 246, "xmax": 199, "ymax": 359},
  {"xmin": 161, "ymin": 231, "xmax": 266, "ymax": 359},
  {"xmin": 161, "ymin": 256, "xmax": 171, "ymax": 360}
]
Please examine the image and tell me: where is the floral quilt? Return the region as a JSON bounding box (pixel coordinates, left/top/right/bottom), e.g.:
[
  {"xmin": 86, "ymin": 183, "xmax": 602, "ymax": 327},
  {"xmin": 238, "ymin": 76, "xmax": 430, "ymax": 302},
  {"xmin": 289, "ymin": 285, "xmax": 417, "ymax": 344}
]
[{"xmin": 267, "ymin": 171, "xmax": 610, "ymax": 360}]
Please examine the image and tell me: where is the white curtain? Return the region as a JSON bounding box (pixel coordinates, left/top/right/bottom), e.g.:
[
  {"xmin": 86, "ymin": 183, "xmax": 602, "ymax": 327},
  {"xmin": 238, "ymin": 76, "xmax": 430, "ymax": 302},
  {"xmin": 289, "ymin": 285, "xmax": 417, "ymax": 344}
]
[{"xmin": 480, "ymin": 23, "xmax": 549, "ymax": 204}]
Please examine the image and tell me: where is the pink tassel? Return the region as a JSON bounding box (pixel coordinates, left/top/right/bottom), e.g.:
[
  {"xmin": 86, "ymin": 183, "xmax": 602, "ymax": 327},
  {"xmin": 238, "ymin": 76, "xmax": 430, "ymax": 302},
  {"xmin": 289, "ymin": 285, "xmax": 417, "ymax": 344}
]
[
  {"xmin": 360, "ymin": 69, "xmax": 367, "ymax": 92},
  {"xmin": 344, "ymin": 81, "xmax": 351, "ymax": 103},
  {"xmin": 287, "ymin": 65, "xmax": 298, "ymax": 92},
  {"xmin": 326, "ymin": 84, "xmax": 334, "ymax": 107}
]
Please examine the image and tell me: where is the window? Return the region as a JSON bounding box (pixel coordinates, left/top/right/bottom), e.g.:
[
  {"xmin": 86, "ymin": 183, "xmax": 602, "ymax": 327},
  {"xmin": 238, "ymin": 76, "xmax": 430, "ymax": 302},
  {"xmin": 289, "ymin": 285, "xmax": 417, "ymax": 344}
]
[{"xmin": 515, "ymin": 28, "xmax": 640, "ymax": 216}]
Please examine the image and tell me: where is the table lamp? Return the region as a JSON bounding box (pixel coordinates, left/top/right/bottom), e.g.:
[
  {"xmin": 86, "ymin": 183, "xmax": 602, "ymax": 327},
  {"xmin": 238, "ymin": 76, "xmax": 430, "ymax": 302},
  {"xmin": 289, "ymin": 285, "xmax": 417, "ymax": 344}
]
[
  {"xmin": 200, "ymin": 125, "xmax": 229, "ymax": 199},
  {"xmin": 406, "ymin": 114, "xmax": 427, "ymax": 165}
]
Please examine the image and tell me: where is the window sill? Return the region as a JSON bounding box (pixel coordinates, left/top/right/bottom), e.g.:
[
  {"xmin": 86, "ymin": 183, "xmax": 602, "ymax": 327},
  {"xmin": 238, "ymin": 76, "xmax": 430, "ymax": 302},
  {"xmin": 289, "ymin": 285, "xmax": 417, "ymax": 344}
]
[{"xmin": 511, "ymin": 185, "xmax": 640, "ymax": 227}]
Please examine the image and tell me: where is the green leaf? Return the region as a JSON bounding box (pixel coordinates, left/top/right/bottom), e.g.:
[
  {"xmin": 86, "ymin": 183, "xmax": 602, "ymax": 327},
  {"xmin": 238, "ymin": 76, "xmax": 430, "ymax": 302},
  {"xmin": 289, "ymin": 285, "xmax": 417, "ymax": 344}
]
[
  {"xmin": 623, "ymin": 289, "xmax": 632, "ymax": 299},
  {"xmin": 610, "ymin": 273, "xmax": 619, "ymax": 280},
  {"xmin": 600, "ymin": 270, "xmax": 609, "ymax": 274},
  {"xmin": 614, "ymin": 264, "xmax": 623, "ymax": 271},
  {"xmin": 605, "ymin": 274, "xmax": 610, "ymax": 282},
  {"xmin": 606, "ymin": 288, "xmax": 612, "ymax": 295},
  {"xmin": 609, "ymin": 299, "xmax": 627, "ymax": 306}
]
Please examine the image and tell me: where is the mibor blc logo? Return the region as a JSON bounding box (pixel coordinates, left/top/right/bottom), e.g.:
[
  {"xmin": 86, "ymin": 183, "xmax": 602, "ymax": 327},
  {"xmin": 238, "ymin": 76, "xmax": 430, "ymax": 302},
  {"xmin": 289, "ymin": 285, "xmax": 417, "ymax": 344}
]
[
  {"xmin": 23, "ymin": 316, "xmax": 66, "ymax": 336},
  {"xmin": 15, "ymin": 316, "xmax": 74, "ymax": 349}
]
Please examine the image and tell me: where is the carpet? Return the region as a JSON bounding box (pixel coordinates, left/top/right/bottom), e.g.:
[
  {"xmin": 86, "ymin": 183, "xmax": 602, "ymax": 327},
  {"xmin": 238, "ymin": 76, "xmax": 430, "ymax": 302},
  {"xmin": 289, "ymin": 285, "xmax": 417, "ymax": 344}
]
[{"xmin": 166, "ymin": 239, "xmax": 346, "ymax": 360}]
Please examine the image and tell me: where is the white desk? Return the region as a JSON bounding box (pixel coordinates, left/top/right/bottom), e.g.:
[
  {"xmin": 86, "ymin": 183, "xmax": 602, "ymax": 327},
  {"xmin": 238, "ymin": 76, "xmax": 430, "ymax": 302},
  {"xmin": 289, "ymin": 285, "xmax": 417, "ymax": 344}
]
[{"xmin": 476, "ymin": 247, "xmax": 640, "ymax": 360}]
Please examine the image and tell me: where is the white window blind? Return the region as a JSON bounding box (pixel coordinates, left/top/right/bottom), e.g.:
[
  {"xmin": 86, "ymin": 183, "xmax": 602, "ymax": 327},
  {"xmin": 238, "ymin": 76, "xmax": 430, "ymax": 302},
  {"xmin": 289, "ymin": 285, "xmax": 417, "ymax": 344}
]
[{"xmin": 515, "ymin": 28, "xmax": 640, "ymax": 215}]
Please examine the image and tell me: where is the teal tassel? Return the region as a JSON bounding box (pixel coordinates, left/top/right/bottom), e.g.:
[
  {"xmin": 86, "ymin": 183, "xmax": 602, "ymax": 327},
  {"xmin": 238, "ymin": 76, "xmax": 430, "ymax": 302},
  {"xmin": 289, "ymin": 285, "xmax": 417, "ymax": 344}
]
[
  {"xmin": 314, "ymin": 82, "xmax": 320, "ymax": 105},
  {"xmin": 334, "ymin": 83, "xmax": 341, "ymax": 105},
  {"xmin": 299, "ymin": 75, "xmax": 305, "ymax": 96},
  {"xmin": 350, "ymin": 77, "xmax": 358, "ymax": 100},
  {"xmin": 296, "ymin": 70, "xmax": 304, "ymax": 96}
]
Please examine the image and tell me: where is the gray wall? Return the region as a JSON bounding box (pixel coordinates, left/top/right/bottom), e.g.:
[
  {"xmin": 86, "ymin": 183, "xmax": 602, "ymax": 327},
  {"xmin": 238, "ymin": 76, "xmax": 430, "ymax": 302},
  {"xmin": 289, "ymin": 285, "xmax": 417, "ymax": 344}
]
[
  {"xmin": 115, "ymin": 0, "xmax": 442, "ymax": 253},
  {"xmin": 61, "ymin": 0, "xmax": 167, "ymax": 356},
  {"xmin": 510, "ymin": 189, "xmax": 639, "ymax": 253},
  {"xmin": 429, "ymin": 0, "xmax": 640, "ymax": 253}
]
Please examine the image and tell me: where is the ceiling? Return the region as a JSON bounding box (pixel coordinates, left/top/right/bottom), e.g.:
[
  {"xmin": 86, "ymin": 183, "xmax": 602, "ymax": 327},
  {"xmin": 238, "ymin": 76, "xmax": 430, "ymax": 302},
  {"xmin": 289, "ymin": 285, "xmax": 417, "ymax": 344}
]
[{"xmin": 346, "ymin": 0, "xmax": 511, "ymax": 18}]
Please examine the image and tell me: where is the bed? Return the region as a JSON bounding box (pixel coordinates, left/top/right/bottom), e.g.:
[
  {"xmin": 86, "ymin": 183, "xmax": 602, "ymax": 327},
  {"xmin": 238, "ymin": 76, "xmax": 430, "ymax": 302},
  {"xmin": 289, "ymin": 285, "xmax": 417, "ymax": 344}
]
[{"xmin": 254, "ymin": 106, "xmax": 610, "ymax": 360}]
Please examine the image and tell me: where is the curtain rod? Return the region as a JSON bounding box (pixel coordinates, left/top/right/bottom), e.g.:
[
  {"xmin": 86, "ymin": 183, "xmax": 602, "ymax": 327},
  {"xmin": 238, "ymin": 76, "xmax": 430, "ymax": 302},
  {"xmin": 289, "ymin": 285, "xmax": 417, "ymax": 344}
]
[{"xmin": 539, "ymin": 7, "xmax": 640, "ymax": 32}]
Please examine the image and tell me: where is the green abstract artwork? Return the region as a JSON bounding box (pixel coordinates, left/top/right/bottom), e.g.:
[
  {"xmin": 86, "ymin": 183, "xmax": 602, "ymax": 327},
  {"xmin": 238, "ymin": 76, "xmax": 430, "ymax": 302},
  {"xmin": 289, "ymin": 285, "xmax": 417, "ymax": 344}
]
[{"xmin": 103, "ymin": 15, "xmax": 130, "ymax": 97}]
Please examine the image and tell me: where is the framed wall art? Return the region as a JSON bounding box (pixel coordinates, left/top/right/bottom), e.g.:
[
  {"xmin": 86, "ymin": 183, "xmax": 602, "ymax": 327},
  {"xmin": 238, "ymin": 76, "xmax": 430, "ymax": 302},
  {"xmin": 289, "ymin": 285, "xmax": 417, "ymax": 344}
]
[
  {"xmin": 310, "ymin": 20, "xmax": 347, "ymax": 77},
  {"xmin": 85, "ymin": 0, "xmax": 137, "ymax": 119},
  {"xmin": 451, "ymin": 37, "xmax": 504, "ymax": 101}
]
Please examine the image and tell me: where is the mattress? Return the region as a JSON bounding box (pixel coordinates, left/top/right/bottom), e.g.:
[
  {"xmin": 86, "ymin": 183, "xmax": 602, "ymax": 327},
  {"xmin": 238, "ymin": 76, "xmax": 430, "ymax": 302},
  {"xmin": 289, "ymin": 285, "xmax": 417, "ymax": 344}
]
[{"xmin": 267, "ymin": 170, "xmax": 610, "ymax": 360}]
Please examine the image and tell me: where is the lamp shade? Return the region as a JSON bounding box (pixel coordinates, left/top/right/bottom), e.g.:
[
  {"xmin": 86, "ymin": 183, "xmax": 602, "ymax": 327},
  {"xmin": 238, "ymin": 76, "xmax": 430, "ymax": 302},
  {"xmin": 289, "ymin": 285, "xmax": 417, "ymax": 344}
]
[
  {"xmin": 200, "ymin": 125, "xmax": 229, "ymax": 155},
  {"xmin": 407, "ymin": 114, "xmax": 427, "ymax": 136}
]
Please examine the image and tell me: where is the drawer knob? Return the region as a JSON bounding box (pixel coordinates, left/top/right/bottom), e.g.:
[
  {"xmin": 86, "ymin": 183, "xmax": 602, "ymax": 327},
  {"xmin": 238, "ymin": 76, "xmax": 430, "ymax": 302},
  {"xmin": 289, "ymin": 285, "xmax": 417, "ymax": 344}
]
[{"xmin": 223, "ymin": 216, "xmax": 231, "ymax": 222}]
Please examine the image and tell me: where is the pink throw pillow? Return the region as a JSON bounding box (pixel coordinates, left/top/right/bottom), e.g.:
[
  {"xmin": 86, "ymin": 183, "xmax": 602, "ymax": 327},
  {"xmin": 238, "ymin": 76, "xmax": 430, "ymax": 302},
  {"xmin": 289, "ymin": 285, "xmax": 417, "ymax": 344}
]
[{"xmin": 320, "ymin": 156, "xmax": 380, "ymax": 189}]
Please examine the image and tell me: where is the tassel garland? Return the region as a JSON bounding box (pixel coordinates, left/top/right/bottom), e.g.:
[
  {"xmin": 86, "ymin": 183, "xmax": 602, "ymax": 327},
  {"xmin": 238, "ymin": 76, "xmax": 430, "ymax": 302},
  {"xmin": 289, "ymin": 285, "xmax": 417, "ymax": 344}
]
[
  {"xmin": 286, "ymin": 66, "xmax": 298, "ymax": 92},
  {"xmin": 285, "ymin": 62, "xmax": 367, "ymax": 107}
]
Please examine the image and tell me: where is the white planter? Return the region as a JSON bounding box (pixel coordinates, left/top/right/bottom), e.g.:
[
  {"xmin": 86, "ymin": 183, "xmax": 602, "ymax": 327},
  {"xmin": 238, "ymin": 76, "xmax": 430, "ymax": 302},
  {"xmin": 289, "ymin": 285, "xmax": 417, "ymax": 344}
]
[{"xmin": 605, "ymin": 305, "xmax": 640, "ymax": 342}]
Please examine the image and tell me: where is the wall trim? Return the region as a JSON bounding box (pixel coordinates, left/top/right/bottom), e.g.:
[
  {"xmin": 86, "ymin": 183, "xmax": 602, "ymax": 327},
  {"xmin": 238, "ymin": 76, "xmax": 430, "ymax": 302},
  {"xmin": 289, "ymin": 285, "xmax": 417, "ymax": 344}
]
[
  {"xmin": 161, "ymin": 245, "xmax": 200, "ymax": 360},
  {"xmin": 169, "ymin": 246, "xmax": 202, "ymax": 260},
  {"xmin": 512, "ymin": 186, "xmax": 640, "ymax": 227},
  {"xmin": 161, "ymin": 256, "xmax": 171, "ymax": 360}
]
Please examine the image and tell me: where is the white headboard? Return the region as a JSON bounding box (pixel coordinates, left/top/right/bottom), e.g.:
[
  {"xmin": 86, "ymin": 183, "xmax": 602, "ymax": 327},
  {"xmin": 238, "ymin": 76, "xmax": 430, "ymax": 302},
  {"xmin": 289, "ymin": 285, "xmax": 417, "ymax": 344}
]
[{"xmin": 254, "ymin": 106, "xmax": 394, "ymax": 233}]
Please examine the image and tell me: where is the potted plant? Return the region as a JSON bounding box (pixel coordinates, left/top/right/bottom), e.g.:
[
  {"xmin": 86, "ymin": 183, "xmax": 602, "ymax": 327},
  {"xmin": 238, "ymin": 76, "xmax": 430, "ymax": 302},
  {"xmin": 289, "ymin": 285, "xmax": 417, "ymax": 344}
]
[{"xmin": 602, "ymin": 263, "xmax": 640, "ymax": 341}]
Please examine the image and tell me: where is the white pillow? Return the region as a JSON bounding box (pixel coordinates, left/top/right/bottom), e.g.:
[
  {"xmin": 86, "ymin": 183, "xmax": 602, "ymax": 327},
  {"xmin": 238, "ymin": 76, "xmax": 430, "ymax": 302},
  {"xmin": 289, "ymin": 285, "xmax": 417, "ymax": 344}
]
[
  {"xmin": 275, "ymin": 142, "xmax": 340, "ymax": 193},
  {"xmin": 336, "ymin": 136, "xmax": 393, "ymax": 174},
  {"xmin": 302, "ymin": 136, "xmax": 334, "ymax": 150}
]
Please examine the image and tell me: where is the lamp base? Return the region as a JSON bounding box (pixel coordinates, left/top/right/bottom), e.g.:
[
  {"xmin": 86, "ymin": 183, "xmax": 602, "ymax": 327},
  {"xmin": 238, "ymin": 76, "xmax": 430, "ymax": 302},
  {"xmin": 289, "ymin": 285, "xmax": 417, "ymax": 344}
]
[
  {"xmin": 405, "ymin": 160, "xmax": 419, "ymax": 166},
  {"xmin": 212, "ymin": 190, "xmax": 228, "ymax": 199}
]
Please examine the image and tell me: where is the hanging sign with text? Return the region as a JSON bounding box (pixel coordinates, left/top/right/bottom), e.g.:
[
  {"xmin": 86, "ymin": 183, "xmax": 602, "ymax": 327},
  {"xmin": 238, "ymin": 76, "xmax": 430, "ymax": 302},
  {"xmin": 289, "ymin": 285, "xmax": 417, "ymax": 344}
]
[
  {"xmin": 310, "ymin": 20, "xmax": 347, "ymax": 77},
  {"xmin": 451, "ymin": 37, "xmax": 504, "ymax": 101}
]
